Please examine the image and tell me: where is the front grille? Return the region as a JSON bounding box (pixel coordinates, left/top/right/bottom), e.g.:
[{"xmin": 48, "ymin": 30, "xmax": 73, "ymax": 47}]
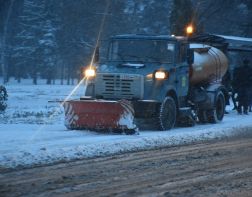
[{"xmin": 95, "ymin": 73, "xmax": 144, "ymax": 99}]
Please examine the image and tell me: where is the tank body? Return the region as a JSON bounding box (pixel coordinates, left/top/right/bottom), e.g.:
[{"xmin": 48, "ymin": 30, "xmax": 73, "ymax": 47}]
[{"xmin": 190, "ymin": 44, "xmax": 228, "ymax": 85}]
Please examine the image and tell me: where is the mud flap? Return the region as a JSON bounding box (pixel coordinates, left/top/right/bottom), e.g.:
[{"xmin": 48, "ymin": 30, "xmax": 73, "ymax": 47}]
[
  {"xmin": 63, "ymin": 99, "xmax": 137, "ymax": 132},
  {"xmin": 177, "ymin": 107, "xmax": 196, "ymax": 127}
]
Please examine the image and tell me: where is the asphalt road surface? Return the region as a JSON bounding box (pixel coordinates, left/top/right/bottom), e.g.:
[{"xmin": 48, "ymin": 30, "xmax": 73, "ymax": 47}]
[{"xmin": 0, "ymin": 135, "xmax": 252, "ymax": 197}]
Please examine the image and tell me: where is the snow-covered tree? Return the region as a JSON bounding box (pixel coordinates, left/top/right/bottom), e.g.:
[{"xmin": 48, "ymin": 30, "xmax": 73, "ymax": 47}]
[
  {"xmin": 193, "ymin": 0, "xmax": 251, "ymax": 36},
  {"xmin": 14, "ymin": 0, "xmax": 59, "ymax": 84},
  {"xmin": 170, "ymin": 0, "xmax": 195, "ymax": 36},
  {"xmin": 14, "ymin": 0, "xmax": 46, "ymax": 84},
  {"xmin": 39, "ymin": 0, "xmax": 59, "ymax": 84},
  {"xmin": 1, "ymin": 0, "xmax": 15, "ymax": 83},
  {"xmin": 2, "ymin": 0, "xmax": 251, "ymax": 84},
  {"xmin": 39, "ymin": 19, "xmax": 57, "ymax": 84},
  {"xmin": 141, "ymin": 0, "xmax": 172, "ymax": 34},
  {"xmin": 240, "ymin": 0, "xmax": 252, "ymax": 36}
]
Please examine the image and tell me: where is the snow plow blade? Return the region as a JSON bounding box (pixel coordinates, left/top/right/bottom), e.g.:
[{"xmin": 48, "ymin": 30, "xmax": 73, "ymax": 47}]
[{"xmin": 63, "ymin": 99, "xmax": 136, "ymax": 133}]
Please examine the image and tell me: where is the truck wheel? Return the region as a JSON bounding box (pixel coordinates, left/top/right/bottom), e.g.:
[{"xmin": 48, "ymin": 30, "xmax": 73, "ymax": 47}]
[
  {"xmin": 207, "ymin": 91, "xmax": 225, "ymax": 123},
  {"xmin": 159, "ymin": 96, "xmax": 176, "ymax": 130}
]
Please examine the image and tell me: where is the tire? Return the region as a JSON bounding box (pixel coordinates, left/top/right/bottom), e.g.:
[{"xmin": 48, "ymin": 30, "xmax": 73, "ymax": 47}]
[
  {"xmin": 159, "ymin": 96, "xmax": 177, "ymax": 130},
  {"xmin": 207, "ymin": 91, "xmax": 225, "ymax": 123},
  {"xmin": 124, "ymin": 129, "xmax": 136, "ymax": 135}
]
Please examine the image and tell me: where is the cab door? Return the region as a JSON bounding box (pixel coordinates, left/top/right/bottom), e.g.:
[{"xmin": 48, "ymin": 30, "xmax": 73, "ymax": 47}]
[{"xmin": 175, "ymin": 43, "xmax": 190, "ymax": 97}]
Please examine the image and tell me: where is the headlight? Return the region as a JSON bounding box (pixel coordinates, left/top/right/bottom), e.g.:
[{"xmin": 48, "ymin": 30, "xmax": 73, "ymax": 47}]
[
  {"xmin": 84, "ymin": 67, "xmax": 96, "ymax": 78},
  {"xmin": 154, "ymin": 71, "xmax": 169, "ymax": 80}
]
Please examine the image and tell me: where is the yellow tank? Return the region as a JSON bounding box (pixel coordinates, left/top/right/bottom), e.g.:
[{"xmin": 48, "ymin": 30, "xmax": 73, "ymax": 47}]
[{"xmin": 190, "ymin": 44, "xmax": 228, "ymax": 85}]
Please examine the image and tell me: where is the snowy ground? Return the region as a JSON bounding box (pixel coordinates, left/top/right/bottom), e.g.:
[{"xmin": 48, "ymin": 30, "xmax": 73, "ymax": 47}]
[{"xmin": 0, "ymin": 79, "xmax": 252, "ymax": 169}]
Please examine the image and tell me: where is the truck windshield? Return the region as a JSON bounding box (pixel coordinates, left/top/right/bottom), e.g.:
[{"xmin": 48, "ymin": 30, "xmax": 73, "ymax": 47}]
[{"xmin": 109, "ymin": 39, "xmax": 174, "ymax": 63}]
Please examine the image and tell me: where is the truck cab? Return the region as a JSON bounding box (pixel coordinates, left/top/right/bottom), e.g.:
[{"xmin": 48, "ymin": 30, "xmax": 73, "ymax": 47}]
[{"xmin": 87, "ymin": 35, "xmax": 191, "ymax": 101}]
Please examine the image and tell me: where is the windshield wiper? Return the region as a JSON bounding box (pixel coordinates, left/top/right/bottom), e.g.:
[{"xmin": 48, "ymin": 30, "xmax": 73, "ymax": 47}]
[
  {"xmin": 118, "ymin": 63, "xmax": 145, "ymax": 68},
  {"xmin": 116, "ymin": 54, "xmax": 143, "ymax": 61}
]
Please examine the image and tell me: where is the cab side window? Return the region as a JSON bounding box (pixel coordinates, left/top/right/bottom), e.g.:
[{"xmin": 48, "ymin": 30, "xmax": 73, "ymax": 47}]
[{"xmin": 178, "ymin": 44, "xmax": 187, "ymax": 63}]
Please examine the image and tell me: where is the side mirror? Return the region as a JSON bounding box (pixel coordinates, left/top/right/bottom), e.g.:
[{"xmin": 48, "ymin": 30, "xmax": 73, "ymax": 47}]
[{"xmin": 187, "ymin": 49, "xmax": 194, "ymax": 65}]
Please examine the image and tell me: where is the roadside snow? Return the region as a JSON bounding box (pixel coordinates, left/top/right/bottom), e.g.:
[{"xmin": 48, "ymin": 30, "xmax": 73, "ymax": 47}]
[
  {"xmin": 118, "ymin": 111, "xmax": 136, "ymax": 130},
  {"xmin": 0, "ymin": 80, "xmax": 252, "ymax": 169}
]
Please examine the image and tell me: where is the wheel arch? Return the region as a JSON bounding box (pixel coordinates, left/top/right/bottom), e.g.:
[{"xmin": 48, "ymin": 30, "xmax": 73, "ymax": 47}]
[{"xmin": 166, "ymin": 89, "xmax": 179, "ymax": 112}]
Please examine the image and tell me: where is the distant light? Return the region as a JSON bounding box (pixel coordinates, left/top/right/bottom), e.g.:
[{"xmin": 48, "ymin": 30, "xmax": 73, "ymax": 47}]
[
  {"xmin": 171, "ymin": 34, "xmax": 175, "ymax": 37},
  {"xmin": 186, "ymin": 25, "xmax": 194, "ymax": 35}
]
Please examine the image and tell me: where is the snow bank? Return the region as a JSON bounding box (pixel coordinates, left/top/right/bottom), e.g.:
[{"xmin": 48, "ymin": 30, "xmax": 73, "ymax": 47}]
[{"xmin": 1, "ymin": 112, "xmax": 252, "ymax": 169}]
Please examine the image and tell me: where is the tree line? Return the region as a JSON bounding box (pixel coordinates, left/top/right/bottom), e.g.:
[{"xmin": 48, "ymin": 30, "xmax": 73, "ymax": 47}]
[{"xmin": 0, "ymin": 0, "xmax": 251, "ymax": 84}]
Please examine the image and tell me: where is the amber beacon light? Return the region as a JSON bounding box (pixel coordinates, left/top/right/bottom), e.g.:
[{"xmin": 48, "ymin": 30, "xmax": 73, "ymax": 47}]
[{"xmin": 186, "ymin": 25, "xmax": 194, "ymax": 35}]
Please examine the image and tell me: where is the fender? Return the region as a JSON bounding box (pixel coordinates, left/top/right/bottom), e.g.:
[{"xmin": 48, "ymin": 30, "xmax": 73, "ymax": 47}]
[
  {"xmin": 158, "ymin": 84, "xmax": 178, "ymax": 104},
  {"xmin": 201, "ymin": 83, "xmax": 225, "ymax": 109},
  {"xmin": 206, "ymin": 83, "xmax": 225, "ymax": 93}
]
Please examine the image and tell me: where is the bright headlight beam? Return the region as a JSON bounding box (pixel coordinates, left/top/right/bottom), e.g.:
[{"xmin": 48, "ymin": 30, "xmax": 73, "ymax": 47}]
[
  {"xmin": 26, "ymin": 1, "xmax": 111, "ymax": 143},
  {"xmin": 85, "ymin": 68, "xmax": 96, "ymax": 78}
]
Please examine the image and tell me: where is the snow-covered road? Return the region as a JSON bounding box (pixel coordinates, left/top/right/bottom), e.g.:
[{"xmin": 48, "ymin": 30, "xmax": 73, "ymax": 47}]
[
  {"xmin": 1, "ymin": 111, "xmax": 252, "ymax": 169},
  {"xmin": 0, "ymin": 81, "xmax": 252, "ymax": 169}
]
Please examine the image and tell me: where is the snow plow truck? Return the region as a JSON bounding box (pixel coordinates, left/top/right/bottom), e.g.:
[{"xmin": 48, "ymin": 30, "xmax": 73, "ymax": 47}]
[{"xmin": 63, "ymin": 34, "xmax": 228, "ymax": 134}]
